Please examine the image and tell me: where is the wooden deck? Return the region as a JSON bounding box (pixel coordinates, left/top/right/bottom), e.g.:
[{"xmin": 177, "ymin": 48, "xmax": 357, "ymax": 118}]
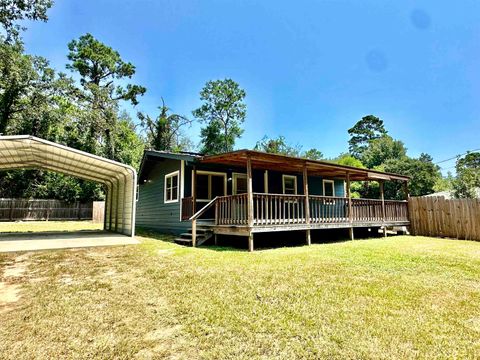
[{"xmin": 183, "ymin": 193, "xmax": 409, "ymax": 237}]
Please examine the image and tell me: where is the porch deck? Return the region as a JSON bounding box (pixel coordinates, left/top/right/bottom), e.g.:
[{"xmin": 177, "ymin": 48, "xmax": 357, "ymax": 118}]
[{"xmin": 182, "ymin": 193, "xmax": 409, "ymax": 237}]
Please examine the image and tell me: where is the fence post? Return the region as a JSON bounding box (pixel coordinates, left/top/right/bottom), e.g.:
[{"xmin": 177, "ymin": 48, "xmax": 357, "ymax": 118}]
[{"xmin": 9, "ymin": 199, "xmax": 14, "ymax": 221}]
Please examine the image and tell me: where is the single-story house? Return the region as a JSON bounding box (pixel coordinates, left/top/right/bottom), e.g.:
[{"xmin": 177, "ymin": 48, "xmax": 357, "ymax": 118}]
[{"xmin": 136, "ymin": 149, "xmax": 410, "ymax": 251}]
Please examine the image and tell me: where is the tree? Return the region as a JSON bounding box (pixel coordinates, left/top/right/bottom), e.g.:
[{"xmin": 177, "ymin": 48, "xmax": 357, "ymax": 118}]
[
  {"xmin": 66, "ymin": 33, "xmax": 146, "ymax": 158},
  {"xmin": 452, "ymin": 152, "xmax": 480, "ymax": 198},
  {"xmin": 380, "ymin": 153, "xmax": 441, "ymax": 199},
  {"xmin": 254, "ymin": 135, "xmax": 301, "ymax": 157},
  {"xmin": 332, "ymin": 153, "xmax": 366, "ymax": 168},
  {"xmin": 303, "ymin": 148, "xmax": 323, "ymax": 160},
  {"xmin": 361, "ymin": 135, "xmax": 407, "ymax": 168},
  {"xmin": 348, "ymin": 115, "xmax": 387, "ymax": 158},
  {"xmin": 138, "ymin": 98, "xmax": 192, "ymax": 152},
  {"xmin": 193, "ymin": 79, "xmax": 246, "ymax": 154},
  {"xmin": 113, "ymin": 111, "xmax": 145, "ymax": 169},
  {"xmin": 254, "ymin": 135, "xmax": 323, "ymax": 159},
  {"xmin": 0, "ymin": 0, "xmax": 52, "ymax": 41}
]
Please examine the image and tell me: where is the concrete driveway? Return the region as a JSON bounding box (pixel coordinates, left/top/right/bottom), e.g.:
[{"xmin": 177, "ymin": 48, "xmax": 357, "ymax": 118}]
[{"xmin": 0, "ymin": 231, "xmax": 139, "ymax": 253}]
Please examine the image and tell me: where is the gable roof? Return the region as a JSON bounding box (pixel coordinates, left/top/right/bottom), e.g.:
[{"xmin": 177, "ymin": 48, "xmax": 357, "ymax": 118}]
[{"xmin": 138, "ymin": 149, "xmax": 202, "ymax": 182}]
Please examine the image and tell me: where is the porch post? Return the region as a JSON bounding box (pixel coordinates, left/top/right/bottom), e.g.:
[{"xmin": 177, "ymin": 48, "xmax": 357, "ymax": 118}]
[
  {"xmin": 192, "ymin": 166, "xmax": 197, "ymax": 247},
  {"xmin": 380, "ymin": 180, "xmax": 387, "ymax": 237},
  {"xmin": 346, "ymin": 171, "xmax": 354, "ymax": 241},
  {"xmin": 247, "ymin": 155, "xmax": 254, "ymax": 251},
  {"xmin": 303, "ymin": 164, "xmax": 311, "ymax": 245},
  {"xmin": 192, "ymin": 166, "xmax": 197, "ymax": 210}
]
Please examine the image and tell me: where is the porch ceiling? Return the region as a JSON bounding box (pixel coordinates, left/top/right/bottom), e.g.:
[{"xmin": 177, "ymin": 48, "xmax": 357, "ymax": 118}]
[{"xmin": 199, "ymin": 150, "xmax": 409, "ymax": 182}]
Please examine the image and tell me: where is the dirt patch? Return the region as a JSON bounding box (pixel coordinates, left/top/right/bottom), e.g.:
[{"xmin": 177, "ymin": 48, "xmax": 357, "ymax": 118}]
[
  {"xmin": 0, "ymin": 282, "xmax": 21, "ymax": 312},
  {"xmin": 144, "ymin": 325, "xmax": 182, "ymax": 341},
  {"xmin": 0, "ymin": 252, "xmax": 32, "ymax": 312}
]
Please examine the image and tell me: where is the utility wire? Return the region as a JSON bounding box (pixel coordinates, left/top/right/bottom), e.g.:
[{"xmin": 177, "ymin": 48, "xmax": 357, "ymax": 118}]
[{"xmin": 435, "ymin": 148, "xmax": 480, "ymax": 165}]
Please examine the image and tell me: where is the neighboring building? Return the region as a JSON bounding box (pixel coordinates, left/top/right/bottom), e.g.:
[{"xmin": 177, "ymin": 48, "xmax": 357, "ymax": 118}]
[
  {"xmin": 424, "ymin": 189, "xmax": 480, "ymax": 199},
  {"xmin": 136, "ymin": 149, "xmax": 410, "ymax": 250}
]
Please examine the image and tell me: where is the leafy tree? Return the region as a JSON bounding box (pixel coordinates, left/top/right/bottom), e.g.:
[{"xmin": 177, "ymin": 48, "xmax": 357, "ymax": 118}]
[
  {"xmin": 254, "ymin": 135, "xmax": 323, "ymax": 159},
  {"xmin": 348, "ymin": 115, "xmax": 387, "ymax": 158},
  {"xmin": 0, "ymin": 0, "xmax": 52, "ymax": 41},
  {"xmin": 113, "ymin": 111, "xmax": 145, "ymax": 169},
  {"xmin": 332, "ymin": 153, "xmax": 366, "ymax": 168},
  {"xmin": 452, "ymin": 152, "xmax": 480, "ymax": 198},
  {"xmin": 303, "ymin": 148, "xmax": 323, "ymax": 160},
  {"xmin": 361, "ymin": 135, "xmax": 407, "ymax": 168},
  {"xmin": 138, "ymin": 98, "xmax": 192, "ymax": 152},
  {"xmin": 433, "ymin": 172, "xmax": 454, "ymax": 193},
  {"xmin": 193, "ymin": 79, "xmax": 246, "ymax": 154},
  {"xmin": 254, "ymin": 135, "xmax": 301, "ymax": 157},
  {"xmin": 379, "ymin": 153, "xmax": 441, "ymax": 199},
  {"xmin": 66, "ymin": 33, "xmax": 146, "ymax": 158}
]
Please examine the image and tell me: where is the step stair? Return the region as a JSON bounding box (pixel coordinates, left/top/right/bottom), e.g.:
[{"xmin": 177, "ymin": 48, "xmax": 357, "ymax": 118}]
[{"xmin": 174, "ymin": 227, "xmax": 213, "ymax": 247}]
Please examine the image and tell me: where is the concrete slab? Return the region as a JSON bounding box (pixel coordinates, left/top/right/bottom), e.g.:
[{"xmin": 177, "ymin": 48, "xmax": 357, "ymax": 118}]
[{"xmin": 0, "ymin": 231, "xmax": 139, "ymax": 253}]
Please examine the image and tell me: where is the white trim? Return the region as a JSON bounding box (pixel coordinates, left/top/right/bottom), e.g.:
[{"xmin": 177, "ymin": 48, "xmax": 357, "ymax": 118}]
[
  {"xmin": 191, "ymin": 170, "xmax": 227, "ymax": 201},
  {"xmin": 264, "ymin": 170, "xmax": 269, "ymax": 193},
  {"xmin": 323, "ymin": 179, "xmax": 335, "ymax": 197},
  {"xmin": 282, "ymin": 174, "xmax": 297, "ymax": 195},
  {"xmin": 179, "ymin": 160, "xmax": 185, "ymax": 221},
  {"xmin": 232, "ymin": 172, "xmax": 247, "ymax": 195},
  {"xmin": 164, "ymin": 170, "xmax": 180, "ymax": 203}
]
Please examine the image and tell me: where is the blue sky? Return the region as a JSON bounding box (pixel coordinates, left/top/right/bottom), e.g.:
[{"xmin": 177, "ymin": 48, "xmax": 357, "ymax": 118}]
[{"xmin": 22, "ymin": 0, "xmax": 480, "ymax": 172}]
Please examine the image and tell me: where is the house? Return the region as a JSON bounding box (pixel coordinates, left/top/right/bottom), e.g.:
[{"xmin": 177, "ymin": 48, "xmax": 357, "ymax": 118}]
[{"xmin": 136, "ymin": 149, "xmax": 410, "ymax": 251}]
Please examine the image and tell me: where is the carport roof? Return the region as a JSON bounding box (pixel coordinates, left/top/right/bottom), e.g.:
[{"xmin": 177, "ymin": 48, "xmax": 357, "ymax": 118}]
[{"xmin": 0, "ymin": 135, "xmax": 136, "ymax": 184}]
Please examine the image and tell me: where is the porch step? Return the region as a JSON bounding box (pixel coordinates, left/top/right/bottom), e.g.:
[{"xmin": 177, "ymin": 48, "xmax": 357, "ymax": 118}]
[{"xmin": 174, "ymin": 227, "xmax": 213, "ymax": 247}]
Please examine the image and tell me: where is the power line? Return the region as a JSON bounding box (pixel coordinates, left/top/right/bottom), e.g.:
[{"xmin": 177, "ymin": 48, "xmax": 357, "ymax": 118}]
[{"xmin": 435, "ymin": 148, "xmax": 480, "ymax": 165}]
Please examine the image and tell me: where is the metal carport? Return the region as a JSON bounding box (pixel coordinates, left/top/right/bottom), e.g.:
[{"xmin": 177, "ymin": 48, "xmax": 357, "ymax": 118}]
[{"xmin": 0, "ymin": 135, "xmax": 137, "ymax": 236}]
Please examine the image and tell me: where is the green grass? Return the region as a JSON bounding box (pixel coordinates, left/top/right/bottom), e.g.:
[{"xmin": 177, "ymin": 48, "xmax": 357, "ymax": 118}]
[
  {"xmin": 0, "ymin": 220, "xmax": 103, "ymax": 233},
  {"xmin": 1, "ymin": 230, "xmax": 480, "ymax": 359}
]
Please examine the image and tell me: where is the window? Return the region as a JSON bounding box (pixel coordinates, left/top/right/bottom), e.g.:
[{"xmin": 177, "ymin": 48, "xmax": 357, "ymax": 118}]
[
  {"xmin": 323, "ymin": 180, "xmax": 335, "ymax": 197},
  {"xmin": 164, "ymin": 171, "xmax": 179, "ymax": 203},
  {"xmin": 233, "ymin": 173, "xmax": 247, "ymax": 195},
  {"xmin": 193, "ymin": 171, "xmax": 227, "ymax": 201},
  {"xmin": 282, "ymin": 175, "xmax": 297, "ymax": 194}
]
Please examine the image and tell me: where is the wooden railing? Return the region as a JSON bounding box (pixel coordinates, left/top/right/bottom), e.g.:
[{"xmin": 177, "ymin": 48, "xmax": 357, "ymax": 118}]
[
  {"xmin": 385, "ymin": 200, "xmax": 408, "ymax": 222},
  {"xmin": 309, "ymin": 195, "xmax": 349, "ymax": 223},
  {"xmin": 253, "ymin": 193, "xmax": 307, "ymax": 225},
  {"xmin": 216, "ymin": 194, "xmax": 248, "ymax": 225},
  {"xmin": 351, "ymin": 198, "xmax": 383, "ymax": 223},
  {"xmin": 181, "ymin": 195, "xmax": 409, "ymax": 229},
  {"xmin": 181, "ymin": 196, "xmax": 194, "ymax": 221}
]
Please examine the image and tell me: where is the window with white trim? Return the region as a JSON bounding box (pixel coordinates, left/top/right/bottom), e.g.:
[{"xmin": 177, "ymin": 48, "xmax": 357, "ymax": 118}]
[
  {"xmin": 164, "ymin": 171, "xmax": 179, "ymax": 203},
  {"xmin": 282, "ymin": 175, "xmax": 297, "ymax": 195},
  {"xmin": 323, "ymin": 179, "xmax": 335, "ymax": 197}
]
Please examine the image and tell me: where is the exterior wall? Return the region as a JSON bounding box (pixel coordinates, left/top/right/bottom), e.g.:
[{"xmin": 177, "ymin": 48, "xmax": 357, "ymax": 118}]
[
  {"xmin": 137, "ymin": 158, "xmax": 347, "ymax": 235},
  {"xmin": 136, "ymin": 158, "xmax": 189, "ymax": 235}
]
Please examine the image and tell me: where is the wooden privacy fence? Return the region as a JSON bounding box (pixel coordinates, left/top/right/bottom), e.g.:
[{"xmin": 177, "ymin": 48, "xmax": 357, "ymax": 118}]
[
  {"xmin": 0, "ymin": 198, "xmax": 105, "ymax": 222},
  {"xmin": 409, "ymin": 196, "xmax": 480, "ymax": 241}
]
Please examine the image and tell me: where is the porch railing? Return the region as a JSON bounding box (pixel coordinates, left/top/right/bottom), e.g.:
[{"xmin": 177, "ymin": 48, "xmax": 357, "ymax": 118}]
[
  {"xmin": 181, "ymin": 194, "xmax": 409, "ymax": 226},
  {"xmin": 253, "ymin": 193, "xmax": 307, "ymax": 225}
]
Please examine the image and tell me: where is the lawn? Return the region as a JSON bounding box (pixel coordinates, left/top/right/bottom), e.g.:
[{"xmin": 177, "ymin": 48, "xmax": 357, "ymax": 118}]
[
  {"xmin": 1, "ymin": 230, "xmax": 479, "ymax": 359},
  {"xmin": 0, "ymin": 220, "xmax": 103, "ymax": 233}
]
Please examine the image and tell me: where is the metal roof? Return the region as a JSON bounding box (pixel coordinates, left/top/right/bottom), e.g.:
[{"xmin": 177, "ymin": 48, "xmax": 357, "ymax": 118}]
[{"xmin": 0, "ymin": 135, "xmax": 137, "ymax": 236}]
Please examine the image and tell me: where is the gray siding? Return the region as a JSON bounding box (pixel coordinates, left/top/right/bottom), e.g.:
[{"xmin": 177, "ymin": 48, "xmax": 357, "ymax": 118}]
[{"xmin": 136, "ymin": 158, "xmax": 189, "ymax": 235}]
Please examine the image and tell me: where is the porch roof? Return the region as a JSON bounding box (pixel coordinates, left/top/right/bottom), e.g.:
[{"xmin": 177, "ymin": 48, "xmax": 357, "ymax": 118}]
[{"xmin": 199, "ymin": 150, "xmax": 410, "ymax": 182}]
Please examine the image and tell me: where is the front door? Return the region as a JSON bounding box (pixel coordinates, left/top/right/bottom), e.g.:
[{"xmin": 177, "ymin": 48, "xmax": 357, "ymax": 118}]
[{"xmin": 195, "ymin": 171, "xmax": 226, "ymax": 219}]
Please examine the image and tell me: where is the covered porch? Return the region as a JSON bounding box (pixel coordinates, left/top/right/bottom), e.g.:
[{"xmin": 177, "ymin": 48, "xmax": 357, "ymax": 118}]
[{"xmin": 181, "ymin": 150, "xmax": 410, "ymax": 251}]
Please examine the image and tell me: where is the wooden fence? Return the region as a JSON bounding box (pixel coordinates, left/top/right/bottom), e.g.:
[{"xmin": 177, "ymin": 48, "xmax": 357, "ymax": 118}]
[
  {"xmin": 0, "ymin": 198, "xmax": 105, "ymax": 222},
  {"xmin": 409, "ymin": 196, "xmax": 480, "ymax": 241}
]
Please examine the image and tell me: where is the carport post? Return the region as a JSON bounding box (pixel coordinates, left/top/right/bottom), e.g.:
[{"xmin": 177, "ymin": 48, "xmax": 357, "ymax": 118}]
[
  {"xmin": 130, "ymin": 169, "xmax": 137, "ymax": 237},
  {"xmin": 115, "ymin": 178, "xmax": 120, "ymax": 232}
]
